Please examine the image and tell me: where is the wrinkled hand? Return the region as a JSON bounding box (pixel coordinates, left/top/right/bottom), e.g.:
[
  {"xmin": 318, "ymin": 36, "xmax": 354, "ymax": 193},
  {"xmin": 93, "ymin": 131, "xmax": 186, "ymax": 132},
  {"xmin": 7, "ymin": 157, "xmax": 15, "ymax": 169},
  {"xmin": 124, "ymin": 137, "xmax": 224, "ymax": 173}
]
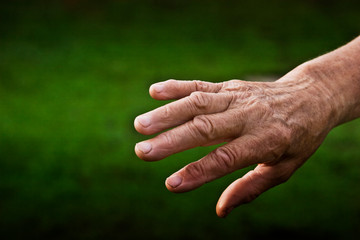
[{"xmin": 134, "ymin": 65, "xmax": 338, "ymax": 217}]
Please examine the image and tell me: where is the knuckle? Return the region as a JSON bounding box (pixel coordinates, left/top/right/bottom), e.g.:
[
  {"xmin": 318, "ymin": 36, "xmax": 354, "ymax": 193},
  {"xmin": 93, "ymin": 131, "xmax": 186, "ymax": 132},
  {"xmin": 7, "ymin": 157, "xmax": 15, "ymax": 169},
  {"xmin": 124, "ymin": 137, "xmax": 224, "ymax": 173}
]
[
  {"xmin": 211, "ymin": 146, "xmax": 237, "ymax": 170},
  {"xmin": 259, "ymin": 165, "xmax": 292, "ymax": 185},
  {"xmin": 193, "ymin": 80, "xmax": 209, "ymax": 92},
  {"xmin": 189, "ymin": 92, "xmax": 210, "ymax": 110},
  {"xmin": 222, "ymin": 79, "xmax": 245, "ymax": 91},
  {"xmin": 192, "ymin": 115, "xmax": 215, "ymax": 140},
  {"xmin": 162, "ymin": 131, "xmax": 176, "ymax": 147},
  {"xmin": 227, "ymin": 79, "xmax": 241, "ymax": 86},
  {"xmin": 184, "ymin": 161, "xmax": 208, "ymax": 182},
  {"xmin": 225, "ymin": 92, "xmax": 236, "ymax": 108},
  {"xmin": 162, "ymin": 104, "xmax": 171, "ymax": 119}
]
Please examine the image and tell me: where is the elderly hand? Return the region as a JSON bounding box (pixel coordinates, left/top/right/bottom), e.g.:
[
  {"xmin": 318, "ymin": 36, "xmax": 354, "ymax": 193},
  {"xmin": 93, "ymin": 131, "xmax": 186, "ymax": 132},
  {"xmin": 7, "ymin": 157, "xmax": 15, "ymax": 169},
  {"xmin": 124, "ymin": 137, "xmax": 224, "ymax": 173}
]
[{"xmin": 134, "ymin": 37, "xmax": 360, "ymax": 218}]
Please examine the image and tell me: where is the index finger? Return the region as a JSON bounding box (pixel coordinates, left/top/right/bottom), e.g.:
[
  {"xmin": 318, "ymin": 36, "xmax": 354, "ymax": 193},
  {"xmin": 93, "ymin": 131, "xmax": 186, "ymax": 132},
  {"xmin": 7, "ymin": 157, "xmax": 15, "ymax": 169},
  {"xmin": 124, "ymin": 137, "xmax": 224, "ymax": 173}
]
[{"xmin": 150, "ymin": 79, "xmax": 223, "ymax": 100}]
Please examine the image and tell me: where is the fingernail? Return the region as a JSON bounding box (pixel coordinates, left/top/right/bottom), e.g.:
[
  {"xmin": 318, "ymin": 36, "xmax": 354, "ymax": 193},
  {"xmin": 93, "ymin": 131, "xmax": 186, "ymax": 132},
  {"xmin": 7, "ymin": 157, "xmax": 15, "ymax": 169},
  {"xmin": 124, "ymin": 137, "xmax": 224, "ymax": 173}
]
[
  {"xmin": 136, "ymin": 142, "xmax": 152, "ymax": 154},
  {"xmin": 166, "ymin": 175, "xmax": 182, "ymax": 188},
  {"xmin": 136, "ymin": 115, "xmax": 151, "ymax": 128},
  {"xmin": 152, "ymin": 84, "xmax": 164, "ymax": 93}
]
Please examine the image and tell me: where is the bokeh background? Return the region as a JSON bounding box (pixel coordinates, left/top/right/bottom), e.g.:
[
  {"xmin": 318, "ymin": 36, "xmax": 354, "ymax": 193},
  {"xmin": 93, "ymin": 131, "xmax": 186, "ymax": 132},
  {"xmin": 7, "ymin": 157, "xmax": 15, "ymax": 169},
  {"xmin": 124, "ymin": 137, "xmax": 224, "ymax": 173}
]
[{"xmin": 1, "ymin": 0, "xmax": 360, "ymax": 239}]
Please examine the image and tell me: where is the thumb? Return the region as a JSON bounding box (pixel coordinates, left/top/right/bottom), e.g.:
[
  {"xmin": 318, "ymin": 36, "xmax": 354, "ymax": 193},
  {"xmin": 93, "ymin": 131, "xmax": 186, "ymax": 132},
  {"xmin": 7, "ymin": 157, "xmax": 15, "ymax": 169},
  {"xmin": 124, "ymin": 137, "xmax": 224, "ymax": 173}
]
[{"xmin": 216, "ymin": 163, "xmax": 294, "ymax": 218}]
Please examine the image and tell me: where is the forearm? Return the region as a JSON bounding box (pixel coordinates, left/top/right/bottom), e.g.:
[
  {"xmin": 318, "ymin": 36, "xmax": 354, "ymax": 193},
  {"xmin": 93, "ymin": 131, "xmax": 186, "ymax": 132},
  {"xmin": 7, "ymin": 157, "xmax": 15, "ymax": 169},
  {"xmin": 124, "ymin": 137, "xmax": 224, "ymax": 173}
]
[{"xmin": 305, "ymin": 36, "xmax": 360, "ymax": 125}]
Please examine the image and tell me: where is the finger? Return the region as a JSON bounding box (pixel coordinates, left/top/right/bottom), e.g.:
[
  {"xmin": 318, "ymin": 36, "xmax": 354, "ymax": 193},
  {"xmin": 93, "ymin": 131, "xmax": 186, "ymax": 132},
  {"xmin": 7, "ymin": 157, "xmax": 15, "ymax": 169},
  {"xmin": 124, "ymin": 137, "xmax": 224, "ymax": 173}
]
[
  {"xmin": 201, "ymin": 137, "xmax": 233, "ymax": 147},
  {"xmin": 216, "ymin": 163, "xmax": 294, "ymax": 218},
  {"xmin": 135, "ymin": 111, "xmax": 243, "ymax": 161},
  {"xmin": 149, "ymin": 79, "xmax": 223, "ymax": 100},
  {"xmin": 165, "ymin": 132, "xmax": 288, "ymax": 193},
  {"xmin": 134, "ymin": 92, "xmax": 233, "ymax": 135}
]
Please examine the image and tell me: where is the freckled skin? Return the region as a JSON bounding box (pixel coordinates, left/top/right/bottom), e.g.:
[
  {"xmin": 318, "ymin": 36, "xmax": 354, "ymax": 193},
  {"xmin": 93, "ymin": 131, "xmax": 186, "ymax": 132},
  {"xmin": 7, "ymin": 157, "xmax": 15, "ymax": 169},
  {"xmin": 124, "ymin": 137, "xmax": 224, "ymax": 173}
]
[{"xmin": 134, "ymin": 36, "xmax": 360, "ymax": 218}]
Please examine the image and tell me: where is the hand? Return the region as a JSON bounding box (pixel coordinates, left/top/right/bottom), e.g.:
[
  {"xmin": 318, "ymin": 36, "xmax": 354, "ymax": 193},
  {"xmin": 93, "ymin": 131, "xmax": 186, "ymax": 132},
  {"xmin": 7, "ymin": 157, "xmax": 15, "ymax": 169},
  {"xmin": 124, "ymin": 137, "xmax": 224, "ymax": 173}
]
[
  {"xmin": 134, "ymin": 37, "xmax": 360, "ymax": 217},
  {"xmin": 134, "ymin": 63, "xmax": 339, "ymax": 217}
]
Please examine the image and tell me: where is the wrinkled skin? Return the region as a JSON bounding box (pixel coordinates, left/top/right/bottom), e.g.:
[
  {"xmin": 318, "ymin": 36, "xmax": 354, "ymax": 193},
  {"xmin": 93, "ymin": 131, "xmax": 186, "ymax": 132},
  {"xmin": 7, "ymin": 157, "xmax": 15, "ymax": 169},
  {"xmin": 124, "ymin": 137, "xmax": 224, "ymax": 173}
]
[{"xmin": 134, "ymin": 37, "xmax": 360, "ymax": 218}]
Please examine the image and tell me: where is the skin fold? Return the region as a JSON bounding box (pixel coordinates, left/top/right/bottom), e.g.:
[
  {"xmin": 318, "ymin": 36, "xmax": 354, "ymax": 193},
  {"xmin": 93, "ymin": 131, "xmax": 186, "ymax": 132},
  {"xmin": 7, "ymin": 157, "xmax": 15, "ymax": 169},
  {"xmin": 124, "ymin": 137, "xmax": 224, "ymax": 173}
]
[{"xmin": 134, "ymin": 36, "xmax": 360, "ymax": 218}]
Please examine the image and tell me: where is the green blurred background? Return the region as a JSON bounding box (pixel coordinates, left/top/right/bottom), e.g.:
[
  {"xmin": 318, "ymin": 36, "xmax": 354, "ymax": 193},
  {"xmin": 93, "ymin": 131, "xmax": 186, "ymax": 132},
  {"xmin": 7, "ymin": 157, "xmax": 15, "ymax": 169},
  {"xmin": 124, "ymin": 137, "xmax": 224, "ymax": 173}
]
[{"xmin": 1, "ymin": 0, "xmax": 360, "ymax": 239}]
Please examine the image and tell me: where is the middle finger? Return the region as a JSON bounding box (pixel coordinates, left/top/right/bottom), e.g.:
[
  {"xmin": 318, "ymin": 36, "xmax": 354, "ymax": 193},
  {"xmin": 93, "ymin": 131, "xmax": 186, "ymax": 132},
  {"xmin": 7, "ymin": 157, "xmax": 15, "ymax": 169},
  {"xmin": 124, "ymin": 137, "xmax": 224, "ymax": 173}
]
[{"xmin": 134, "ymin": 92, "xmax": 233, "ymax": 135}]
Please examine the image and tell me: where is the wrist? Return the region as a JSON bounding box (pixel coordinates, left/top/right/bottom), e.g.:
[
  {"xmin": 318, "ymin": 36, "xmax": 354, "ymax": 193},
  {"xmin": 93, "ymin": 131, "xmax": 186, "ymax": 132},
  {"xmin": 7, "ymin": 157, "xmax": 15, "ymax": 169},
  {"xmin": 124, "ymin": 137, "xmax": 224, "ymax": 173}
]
[
  {"xmin": 303, "ymin": 38, "xmax": 360, "ymax": 125},
  {"xmin": 277, "ymin": 36, "xmax": 360, "ymax": 128}
]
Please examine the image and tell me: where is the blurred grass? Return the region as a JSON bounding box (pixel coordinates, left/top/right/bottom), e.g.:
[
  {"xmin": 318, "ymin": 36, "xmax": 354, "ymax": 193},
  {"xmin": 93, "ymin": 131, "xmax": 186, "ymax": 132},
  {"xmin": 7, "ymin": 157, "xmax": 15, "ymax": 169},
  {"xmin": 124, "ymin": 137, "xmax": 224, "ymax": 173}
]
[{"xmin": 0, "ymin": 0, "xmax": 360, "ymax": 239}]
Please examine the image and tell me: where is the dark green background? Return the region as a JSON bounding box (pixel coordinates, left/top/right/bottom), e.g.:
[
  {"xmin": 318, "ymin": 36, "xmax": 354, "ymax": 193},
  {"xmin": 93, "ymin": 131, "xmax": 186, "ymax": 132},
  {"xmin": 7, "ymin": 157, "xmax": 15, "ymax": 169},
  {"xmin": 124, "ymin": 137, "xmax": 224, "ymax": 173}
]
[{"xmin": 1, "ymin": 0, "xmax": 360, "ymax": 239}]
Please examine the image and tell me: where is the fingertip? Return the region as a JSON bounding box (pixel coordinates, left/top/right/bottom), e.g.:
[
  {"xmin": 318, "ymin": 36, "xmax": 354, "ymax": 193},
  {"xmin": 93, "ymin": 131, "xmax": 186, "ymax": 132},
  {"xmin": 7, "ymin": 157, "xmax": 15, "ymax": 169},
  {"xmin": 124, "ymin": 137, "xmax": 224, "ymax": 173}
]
[
  {"xmin": 150, "ymin": 79, "xmax": 191, "ymax": 100},
  {"xmin": 149, "ymin": 83, "xmax": 165, "ymax": 99},
  {"xmin": 165, "ymin": 182, "xmax": 179, "ymax": 193},
  {"xmin": 216, "ymin": 207, "xmax": 233, "ymax": 218},
  {"xmin": 135, "ymin": 142, "xmax": 155, "ymax": 161},
  {"xmin": 216, "ymin": 204, "xmax": 226, "ymax": 218},
  {"xmin": 216, "ymin": 197, "xmax": 232, "ymax": 218},
  {"xmin": 165, "ymin": 174, "xmax": 186, "ymax": 193},
  {"xmin": 134, "ymin": 117, "xmax": 144, "ymax": 133},
  {"xmin": 166, "ymin": 175, "xmax": 182, "ymax": 187},
  {"xmin": 134, "ymin": 143, "xmax": 143, "ymax": 159},
  {"xmin": 134, "ymin": 115, "xmax": 155, "ymax": 135},
  {"xmin": 150, "ymin": 80, "xmax": 177, "ymax": 100},
  {"xmin": 165, "ymin": 179, "xmax": 173, "ymax": 192},
  {"xmin": 165, "ymin": 173, "xmax": 200, "ymax": 193},
  {"xmin": 134, "ymin": 143, "xmax": 146, "ymax": 160}
]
